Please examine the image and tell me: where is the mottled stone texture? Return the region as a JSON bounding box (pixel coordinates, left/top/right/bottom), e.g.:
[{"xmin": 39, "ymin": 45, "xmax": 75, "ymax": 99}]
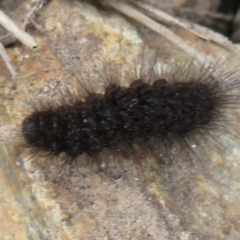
[{"xmin": 0, "ymin": 0, "xmax": 240, "ymax": 239}]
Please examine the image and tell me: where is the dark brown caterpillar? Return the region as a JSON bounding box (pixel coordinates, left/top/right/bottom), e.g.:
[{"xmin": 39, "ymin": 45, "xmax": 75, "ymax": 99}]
[{"xmin": 22, "ymin": 57, "xmax": 240, "ymax": 163}]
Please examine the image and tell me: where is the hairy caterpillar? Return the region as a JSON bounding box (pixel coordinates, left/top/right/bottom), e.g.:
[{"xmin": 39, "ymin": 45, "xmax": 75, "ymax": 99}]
[{"xmin": 20, "ymin": 52, "xmax": 240, "ymax": 168}]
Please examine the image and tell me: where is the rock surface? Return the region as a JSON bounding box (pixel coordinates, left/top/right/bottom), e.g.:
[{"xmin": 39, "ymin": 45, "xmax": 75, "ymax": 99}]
[{"xmin": 0, "ymin": 0, "xmax": 240, "ymax": 239}]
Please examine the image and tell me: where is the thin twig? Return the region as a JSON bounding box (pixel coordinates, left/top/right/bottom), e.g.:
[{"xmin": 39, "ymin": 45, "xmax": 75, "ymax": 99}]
[
  {"xmin": 0, "ymin": 9, "xmax": 37, "ymax": 49},
  {"xmin": 102, "ymin": 0, "xmax": 207, "ymax": 66},
  {"xmin": 179, "ymin": 7, "xmax": 233, "ymax": 21},
  {"xmin": 131, "ymin": 1, "xmax": 232, "ymax": 47},
  {"xmin": 0, "ymin": 0, "xmax": 48, "ymax": 77},
  {"xmin": 0, "ymin": 0, "xmax": 47, "ymax": 47},
  {"xmin": 21, "ymin": 0, "xmax": 47, "ymax": 30},
  {"xmin": 0, "ymin": 42, "xmax": 16, "ymax": 77}
]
